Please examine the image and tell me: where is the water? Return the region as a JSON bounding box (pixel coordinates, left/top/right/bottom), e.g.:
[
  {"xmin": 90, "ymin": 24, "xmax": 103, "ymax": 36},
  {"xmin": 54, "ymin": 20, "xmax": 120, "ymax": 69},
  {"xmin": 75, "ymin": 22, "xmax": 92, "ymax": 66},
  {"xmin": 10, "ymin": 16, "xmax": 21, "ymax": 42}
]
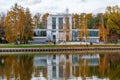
[{"xmin": 0, "ymin": 53, "xmax": 120, "ymax": 80}]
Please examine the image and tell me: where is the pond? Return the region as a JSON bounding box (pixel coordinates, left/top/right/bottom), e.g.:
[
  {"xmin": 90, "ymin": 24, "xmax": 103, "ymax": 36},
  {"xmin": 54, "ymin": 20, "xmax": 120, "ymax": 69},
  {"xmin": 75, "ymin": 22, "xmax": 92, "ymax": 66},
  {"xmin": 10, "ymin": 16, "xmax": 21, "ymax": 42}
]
[{"xmin": 0, "ymin": 53, "xmax": 120, "ymax": 80}]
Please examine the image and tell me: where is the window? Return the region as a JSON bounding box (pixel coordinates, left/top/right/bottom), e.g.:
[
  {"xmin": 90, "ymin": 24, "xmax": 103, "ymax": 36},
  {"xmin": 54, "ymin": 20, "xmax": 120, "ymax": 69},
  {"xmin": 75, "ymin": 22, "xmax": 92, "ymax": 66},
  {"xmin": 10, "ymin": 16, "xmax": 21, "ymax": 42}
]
[
  {"xmin": 40, "ymin": 31, "xmax": 46, "ymax": 37},
  {"xmin": 89, "ymin": 31, "xmax": 98, "ymax": 37},
  {"xmin": 52, "ymin": 17, "xmax": 56, "ymax": 29},
  {"xmin": 58, "ymin": 17, "xmax": 63, "ymax": 29},
  {"xmin": 34, "ymin": 31, "xmax": 46, "ymax": 37}
]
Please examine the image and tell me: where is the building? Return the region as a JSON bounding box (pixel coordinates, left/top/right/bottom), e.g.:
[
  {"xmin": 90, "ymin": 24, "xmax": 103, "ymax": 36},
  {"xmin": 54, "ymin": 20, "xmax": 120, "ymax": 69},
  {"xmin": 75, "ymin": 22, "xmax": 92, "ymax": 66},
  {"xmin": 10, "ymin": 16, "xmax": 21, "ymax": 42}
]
[
  {"xmin": 32, "ymin": 13, "xmax": 99, "ymax": 44},
  {"xmin": 72, "ymin": 29, "xmax": 99, "ymax": 43},
  {"xmin": 47, "ymin": 13, "xmax": 72, "ymax": 43}
]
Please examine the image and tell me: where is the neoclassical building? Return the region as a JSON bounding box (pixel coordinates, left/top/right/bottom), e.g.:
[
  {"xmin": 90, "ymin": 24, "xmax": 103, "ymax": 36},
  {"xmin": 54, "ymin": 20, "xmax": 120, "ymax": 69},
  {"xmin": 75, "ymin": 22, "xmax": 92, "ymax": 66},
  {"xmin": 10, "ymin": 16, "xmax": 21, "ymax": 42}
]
[
  {"xmin": 33, "ymin": 13, "xmax": 99, "ymax": 44},
  {"xmin": 46, "ymin": 13, "xmax": 72, "ymax": 43}
]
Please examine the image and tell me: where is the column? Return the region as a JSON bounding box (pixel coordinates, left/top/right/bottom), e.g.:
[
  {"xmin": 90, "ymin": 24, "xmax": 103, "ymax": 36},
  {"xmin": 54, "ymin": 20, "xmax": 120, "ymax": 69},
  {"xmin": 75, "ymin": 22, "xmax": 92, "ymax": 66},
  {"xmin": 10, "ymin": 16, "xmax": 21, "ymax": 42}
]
[{"xmin": 56, "ymin": 17, "xmax": 59, "ymax": 43}]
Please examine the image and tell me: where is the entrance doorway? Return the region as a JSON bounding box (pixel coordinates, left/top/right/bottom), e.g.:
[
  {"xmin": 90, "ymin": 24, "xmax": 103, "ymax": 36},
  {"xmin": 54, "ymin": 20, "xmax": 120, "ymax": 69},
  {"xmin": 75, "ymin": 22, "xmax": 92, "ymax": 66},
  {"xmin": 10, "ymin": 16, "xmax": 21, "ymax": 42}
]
[{"xmin": 53, "ymin": 35, "xmax": 56, "ymax": 44}]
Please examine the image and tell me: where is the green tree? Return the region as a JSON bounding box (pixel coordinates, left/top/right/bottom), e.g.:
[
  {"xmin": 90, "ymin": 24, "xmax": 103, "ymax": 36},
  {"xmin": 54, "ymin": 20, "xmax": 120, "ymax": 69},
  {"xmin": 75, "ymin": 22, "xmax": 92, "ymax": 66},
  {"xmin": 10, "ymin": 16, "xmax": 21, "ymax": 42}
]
[
  {"xmin": 105, "ymin": 5, "xmax": 120, "ymax": 41},
  {"xmin": 87, "ymin": 13, "xmax": 101, "ymax": 29}
]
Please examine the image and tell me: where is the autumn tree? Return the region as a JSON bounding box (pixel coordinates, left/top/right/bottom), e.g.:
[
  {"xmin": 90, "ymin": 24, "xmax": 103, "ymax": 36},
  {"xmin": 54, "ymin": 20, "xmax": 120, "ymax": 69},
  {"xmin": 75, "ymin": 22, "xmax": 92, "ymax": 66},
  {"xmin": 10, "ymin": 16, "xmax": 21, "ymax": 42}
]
[
  {"xmin": 98, "ymin": 14, "xmax": 109, "ymax": 43},
  {"xmin": 72, "ymin": 14, "xmax": 80, "ymax": 29},
  {"xmin": 5, "ymin": 3, "xmax": 25, "ymax": 43},
  {"xmin": 105, "ymin": 5, "xmax": 120, "ymax": 42},
  {"xmin": 42, "ymin": 13, "xmax": 49, "ymax": 29},
  {"xmin": 5, "ymin": 3, "xmax": 33, "ymax": 43},
  {"xmin": 64, "ymin": 15, "xmax": 71, "ymax": 41},
  {"xmin": 33, "ymin": 13, "xmax": 41, "ymax": 28},
  {"xmin": 78, "ymin": 13, "xmax": 90, "ymax": 41},
  {"xmin": 23, "ymin": 8, "xmax": 33, "ymax": 43}
]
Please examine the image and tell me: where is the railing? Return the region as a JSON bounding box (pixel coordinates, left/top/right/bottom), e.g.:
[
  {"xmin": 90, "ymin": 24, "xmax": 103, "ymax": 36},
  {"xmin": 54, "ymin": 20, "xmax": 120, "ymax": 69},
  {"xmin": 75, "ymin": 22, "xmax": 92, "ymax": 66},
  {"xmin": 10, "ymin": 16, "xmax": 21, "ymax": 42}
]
[{"xmin": 0, "ymin": 47, "xmax": 120, "ymax": 54}]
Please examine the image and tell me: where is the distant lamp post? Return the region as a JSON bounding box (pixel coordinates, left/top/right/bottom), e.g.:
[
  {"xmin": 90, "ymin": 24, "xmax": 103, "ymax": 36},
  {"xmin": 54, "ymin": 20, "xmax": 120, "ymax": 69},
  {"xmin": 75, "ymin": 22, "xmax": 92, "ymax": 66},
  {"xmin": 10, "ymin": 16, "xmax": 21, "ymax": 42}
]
[{"xmin": 1, "ymin": 37, "xmax": 4, "ymax": 43}]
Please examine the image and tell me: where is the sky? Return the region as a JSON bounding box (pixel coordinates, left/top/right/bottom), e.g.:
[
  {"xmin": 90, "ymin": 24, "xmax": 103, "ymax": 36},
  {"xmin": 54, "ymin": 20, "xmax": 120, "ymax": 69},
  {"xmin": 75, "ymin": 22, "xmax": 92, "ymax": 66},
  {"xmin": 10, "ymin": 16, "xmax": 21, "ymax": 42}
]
[{"xmin": 0, "ymin": 0, "xmax": 120, "ymax": 15}]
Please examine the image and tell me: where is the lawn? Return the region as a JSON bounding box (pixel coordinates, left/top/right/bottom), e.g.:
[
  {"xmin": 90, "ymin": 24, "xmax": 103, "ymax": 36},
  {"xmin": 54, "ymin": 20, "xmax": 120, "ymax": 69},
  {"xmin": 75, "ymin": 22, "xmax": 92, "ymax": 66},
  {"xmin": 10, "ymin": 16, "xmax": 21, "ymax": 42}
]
[{"xmin": 0, "ymin": 44, "xmax": 120, "ymax": 48}]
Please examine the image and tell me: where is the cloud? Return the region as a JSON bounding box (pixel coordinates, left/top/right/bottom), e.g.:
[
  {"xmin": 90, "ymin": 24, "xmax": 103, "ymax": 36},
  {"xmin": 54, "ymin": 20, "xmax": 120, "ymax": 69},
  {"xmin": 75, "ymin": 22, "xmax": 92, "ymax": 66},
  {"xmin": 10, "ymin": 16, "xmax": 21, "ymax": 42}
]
[
  {"xmin": 0, "ymin": 0, "xmax": 120, "ymax": 15},
  {"xmin": 26, "ymin": 0, "xmax": 42, "ymax": 5}
]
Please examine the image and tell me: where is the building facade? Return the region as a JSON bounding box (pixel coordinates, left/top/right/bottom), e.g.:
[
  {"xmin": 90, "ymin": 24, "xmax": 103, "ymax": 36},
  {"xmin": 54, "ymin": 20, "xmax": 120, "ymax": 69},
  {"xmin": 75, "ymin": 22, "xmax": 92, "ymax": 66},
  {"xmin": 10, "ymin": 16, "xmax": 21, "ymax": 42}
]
[
  {"xmin": 32, "ymin": 13, "xmax": 99, "ymax": 44},
  {"xmin": 47, "ymin": 13, "xmax": 72, "ymax": 43}
]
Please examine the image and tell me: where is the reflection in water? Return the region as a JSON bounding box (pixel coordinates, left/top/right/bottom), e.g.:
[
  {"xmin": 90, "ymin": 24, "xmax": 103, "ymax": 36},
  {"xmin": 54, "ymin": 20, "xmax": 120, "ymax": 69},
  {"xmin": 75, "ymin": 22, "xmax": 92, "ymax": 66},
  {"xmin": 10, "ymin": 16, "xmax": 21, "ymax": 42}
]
[{"xmin": 0, "ymin": 53, "xmax": 120, "ymax": 80}]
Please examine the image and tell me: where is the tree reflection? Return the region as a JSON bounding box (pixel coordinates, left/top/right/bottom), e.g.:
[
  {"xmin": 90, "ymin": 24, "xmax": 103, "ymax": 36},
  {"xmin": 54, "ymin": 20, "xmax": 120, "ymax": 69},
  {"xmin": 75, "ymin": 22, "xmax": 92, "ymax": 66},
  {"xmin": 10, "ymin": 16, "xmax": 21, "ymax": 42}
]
[
  {"xmin": 98, "ymin": 54, "xmax": 109, "ymax": 78},
  {"xmin": 108, "ymin": 54, "xmax": 120, "ymax": 80},
  {"xmin": 19, "ymin": 55, "xmax": 33, "ymax": 80},
  {"xmin": 4, "ymin": 56, "xmax": 13, "ymax": 80},
  {"xmin": 0, "ymin": 55, "xmax": 33, "ymax": 80}
]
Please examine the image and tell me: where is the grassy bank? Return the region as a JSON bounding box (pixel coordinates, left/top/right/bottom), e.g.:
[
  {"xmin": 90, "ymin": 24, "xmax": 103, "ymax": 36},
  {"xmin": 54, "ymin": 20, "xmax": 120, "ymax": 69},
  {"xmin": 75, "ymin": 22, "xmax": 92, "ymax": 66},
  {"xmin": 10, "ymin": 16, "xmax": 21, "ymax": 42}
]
[{"xmin": 0, "ymin": 44, "xmax": 120, "ymax": 48}]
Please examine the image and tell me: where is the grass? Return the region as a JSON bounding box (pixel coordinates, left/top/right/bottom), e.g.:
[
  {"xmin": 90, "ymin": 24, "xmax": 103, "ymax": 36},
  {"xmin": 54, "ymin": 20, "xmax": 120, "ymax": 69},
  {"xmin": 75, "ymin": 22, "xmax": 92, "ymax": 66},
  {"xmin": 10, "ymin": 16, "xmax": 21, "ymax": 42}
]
[{"xmin": 0, "ymin": 43, "xmax": 120, "ymax": 48}]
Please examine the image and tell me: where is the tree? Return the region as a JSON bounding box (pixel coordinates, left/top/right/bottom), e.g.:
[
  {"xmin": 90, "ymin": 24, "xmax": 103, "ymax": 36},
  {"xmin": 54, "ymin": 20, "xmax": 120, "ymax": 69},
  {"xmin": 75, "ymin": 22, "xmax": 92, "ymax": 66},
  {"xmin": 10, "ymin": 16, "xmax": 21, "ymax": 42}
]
[
  {"xmin": 65, "ymin": 15, "xmax": 71, "ymax": 41},
  {"xmin": 98, "ymin": 14, "xmax": 109, "ymax": 43},
  {"xmin": 33, "ymin": 13, "xmax": 41, "ymax": 28},
  {"xmin": 5, "ymin": 4, "xmax": 33, "ymax": 43},
  {"xmin": 23, "ymin": 8, "xmax": 33, "ymax": 43},
  {"xmin": 105, "ymin": 5, "xmax": 120, "ymax": 41},
  {"xmin": 5, "ymin": 3, "xmax": 25, "ymax": 43},
  {"xmin": 78, "ymin": 13, "xmax": 89, "ymax": 41},
  {"xmin": 0, "ymin": 12, "xmax": 6, "ymax": 43},
  {"xmin": 87, "ymin": 13, "xmax": 101, "ymax": 29},
  {"xmin": 42, "ymin": 13, "xmax": 49, "ymax": 29},
  {"xmin": 72, "ymin": 14, "xmax": 80, "ymax": 29}
]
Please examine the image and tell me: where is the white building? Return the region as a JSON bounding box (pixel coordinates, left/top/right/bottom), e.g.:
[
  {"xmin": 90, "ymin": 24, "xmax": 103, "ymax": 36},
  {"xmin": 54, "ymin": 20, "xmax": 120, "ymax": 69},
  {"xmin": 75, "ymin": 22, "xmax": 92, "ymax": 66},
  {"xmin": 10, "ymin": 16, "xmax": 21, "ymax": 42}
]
[
  {"xmin": 32, "ymin": 13, "xmax": 99, "ymax": 44},
  {"xmin": 47, "ymin": 13, "xmax": 72, "ymax": 43}
]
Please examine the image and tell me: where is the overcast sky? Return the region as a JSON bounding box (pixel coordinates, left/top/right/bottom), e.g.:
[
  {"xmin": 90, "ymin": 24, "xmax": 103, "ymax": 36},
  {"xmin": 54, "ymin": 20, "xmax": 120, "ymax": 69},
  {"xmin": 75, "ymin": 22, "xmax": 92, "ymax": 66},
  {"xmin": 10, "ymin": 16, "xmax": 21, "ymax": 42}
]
[{"xmin": 0, "ymin": 0, "xmax": 120, "ymax": 15}]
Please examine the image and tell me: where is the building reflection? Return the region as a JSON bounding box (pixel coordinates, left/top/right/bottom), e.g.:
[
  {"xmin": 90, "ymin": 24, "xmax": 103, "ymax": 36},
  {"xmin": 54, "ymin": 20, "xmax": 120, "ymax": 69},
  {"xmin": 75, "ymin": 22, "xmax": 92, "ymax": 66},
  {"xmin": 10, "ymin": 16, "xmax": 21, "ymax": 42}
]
[
  {"xmin": 33, "ymin": 54, "xmax": 100, "ymax": 80},
  {"xmin": 0, "ymin": 53, "xmax": 120, "ymax": 80}
]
